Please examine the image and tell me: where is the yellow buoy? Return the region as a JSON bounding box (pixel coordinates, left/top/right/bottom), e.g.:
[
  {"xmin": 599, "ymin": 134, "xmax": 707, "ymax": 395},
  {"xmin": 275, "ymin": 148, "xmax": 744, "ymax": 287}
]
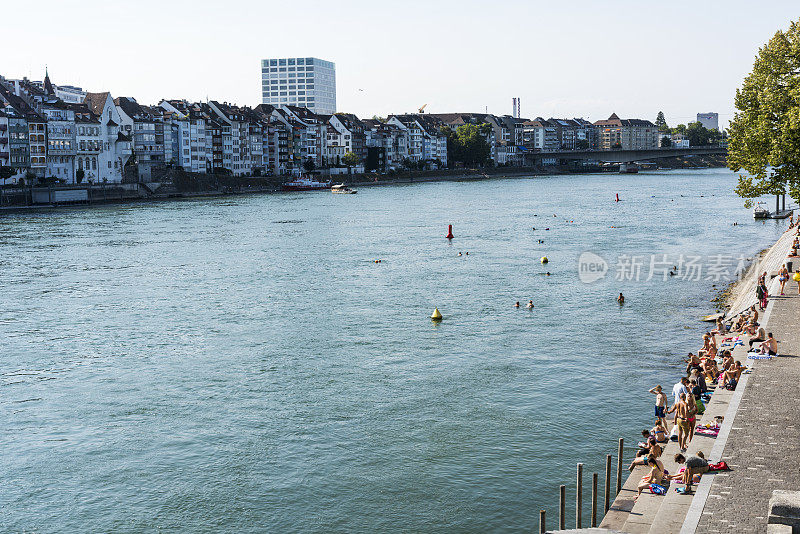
[
  {"xmin": 793, "ymin": 272, "xmax": 800, "ymax": 282},
  {"xmin": 541, "ymin": 256, "xmax": 549, "ymax": 264},
  {"xmin": 431, "ymin": 308, "xmax": 443, "ymax": 321}
]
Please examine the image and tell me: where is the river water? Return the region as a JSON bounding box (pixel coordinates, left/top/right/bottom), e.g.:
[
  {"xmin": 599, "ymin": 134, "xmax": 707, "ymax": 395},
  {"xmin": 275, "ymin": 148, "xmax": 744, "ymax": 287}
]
[{"xmin": 0, "ymin": 169, "xmax": 787, "ymax": 532}]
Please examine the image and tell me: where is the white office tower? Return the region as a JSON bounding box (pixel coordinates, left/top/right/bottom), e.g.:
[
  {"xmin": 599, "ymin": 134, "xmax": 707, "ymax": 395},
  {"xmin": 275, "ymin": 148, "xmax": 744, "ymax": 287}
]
[{"xmin": 261, "ymin": 57, "xmax": 336, "ymax": 114}]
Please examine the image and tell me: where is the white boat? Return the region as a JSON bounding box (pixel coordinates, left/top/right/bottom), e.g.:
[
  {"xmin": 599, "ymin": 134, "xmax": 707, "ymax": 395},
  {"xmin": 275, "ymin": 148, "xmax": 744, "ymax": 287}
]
[
  {"xmin": 282, "ymin": 177, "xmax": 331, "ymax": 191},
  {"xmin": 753, "ymin": 201, "xmax": 770, "ymax": 219},
  {"xmin": 331, "ymin": 184, "xmax": 357, "ymax": 194}
]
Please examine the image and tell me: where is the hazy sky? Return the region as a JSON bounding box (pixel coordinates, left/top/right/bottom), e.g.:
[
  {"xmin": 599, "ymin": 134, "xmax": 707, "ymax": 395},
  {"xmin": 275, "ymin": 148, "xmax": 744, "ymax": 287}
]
[{"xmin": 4, "ymin": 1, "xmax": 798, "ymax": 126}]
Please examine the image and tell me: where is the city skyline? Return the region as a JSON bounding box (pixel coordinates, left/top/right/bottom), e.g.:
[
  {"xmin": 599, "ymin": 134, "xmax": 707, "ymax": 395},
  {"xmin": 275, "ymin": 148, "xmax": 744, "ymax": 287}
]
[{"xmin": 3, "ymin": 1, "xmax": 799, "ymax": 127}]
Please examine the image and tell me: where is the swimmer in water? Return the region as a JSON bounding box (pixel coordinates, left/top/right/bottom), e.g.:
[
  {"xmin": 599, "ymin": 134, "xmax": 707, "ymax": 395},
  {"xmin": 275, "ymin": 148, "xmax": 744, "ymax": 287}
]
[
  {"xmin": 527, "ymin": 300, "xmax": 534, "ymax": 309},
  {"xmin": 465, "ymin": 252, "xmax": 469, "ymax": 255},
  {"xmin": 514, "ymin": 301, "xmax": 520, "ymax": 308},
  {"xmin": 458, "ymin": 252, "xmax": 462, "ymax": 256},
  {"xmin": 546, "ymin": 272, "xmax": 551, "ymax": 276},
  {"xmin": 617, "ymin": 293, "xmax": 625, "ymax": 304}
]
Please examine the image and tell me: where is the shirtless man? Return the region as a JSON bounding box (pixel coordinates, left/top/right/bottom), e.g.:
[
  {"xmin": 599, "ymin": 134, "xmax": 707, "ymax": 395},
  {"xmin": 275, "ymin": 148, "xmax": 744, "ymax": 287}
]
[
  {"xmin": 759, "ymin": 332, "xmax": 778, "ymax": 355},
  {"xmin": 648, "ymin": 385, "xmax": 668, "ymax": 429},
  {"xmin": 667, "ymin": 393, "xmax": 691, "ymax": 452}
]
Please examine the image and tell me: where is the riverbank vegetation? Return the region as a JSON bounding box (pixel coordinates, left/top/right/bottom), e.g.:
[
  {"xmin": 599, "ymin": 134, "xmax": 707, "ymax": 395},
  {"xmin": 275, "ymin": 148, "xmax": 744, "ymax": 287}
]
[{"xmin": 728, "ymin": 18, "xmax": 800, "ymax": 204}]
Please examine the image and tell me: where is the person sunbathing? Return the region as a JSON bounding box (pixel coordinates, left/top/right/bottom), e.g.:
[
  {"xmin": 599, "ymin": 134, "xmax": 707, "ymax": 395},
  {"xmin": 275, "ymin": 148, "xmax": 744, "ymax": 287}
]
[
  {"xmin": 749, "ymin": 327, "xmax": 766, "ymax": 347},
  {"xmin": 629, "ymin": 438, "xmax": 662, "ymax": 471},
  {"xmin": 758, "ymin": 333, "xmax": 778, "ymax": 355},
  {"xmin": 721, "ymin": 353, "xmax": 734, "ymax": 371},
  {"xmin": 635, "ymin": 456, "xmax": 665, "ymax": 501},
  {"xmin": 651, "ymin": 420, "xmax": 669, "ymax": 443},
  {"xmin": 729, "ymin": 315, "xmax": 746, "ymax": 333},
  {"xmin": 671, "ymin": 452, "xmax": 708, "ymax": 493},
  {"xmin": 702, "ymin": 358, "xmax": 720, "ymax": 383},
  {"xmin": 743, "ymin": 320, "xmax": 758, "ymax": 336},
  {"xmin": 698, "ymin": 334, "xmax": 717, "ymax": 358},
  {"xmin": 685, "ymin": 353, "xmax": 703, "ymax": 375},
  {"xmin": 720, "ymin": 361, "xmax": 745, "ymax": 390},
  {"xmin": 711, "ymin": 318, "xmax": 727, "ymax": 335}
]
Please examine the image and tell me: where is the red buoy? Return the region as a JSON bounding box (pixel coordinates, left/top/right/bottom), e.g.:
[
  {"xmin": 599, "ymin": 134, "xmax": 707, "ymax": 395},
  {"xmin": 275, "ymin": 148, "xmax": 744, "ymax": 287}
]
[
  {"xmin": 615, "ymin": 193, "xmax": 620, "ymax": 202},
  {"xmin": 446, "ymin": 224, "xmax": 454, "ymax": 239}
]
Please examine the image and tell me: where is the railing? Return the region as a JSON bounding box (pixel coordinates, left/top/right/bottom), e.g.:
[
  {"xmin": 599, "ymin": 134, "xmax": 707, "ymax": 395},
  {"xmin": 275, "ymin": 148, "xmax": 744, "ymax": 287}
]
[{"xmin": 538, "ymin": 438, "xmax": 624, "ymax": 533}]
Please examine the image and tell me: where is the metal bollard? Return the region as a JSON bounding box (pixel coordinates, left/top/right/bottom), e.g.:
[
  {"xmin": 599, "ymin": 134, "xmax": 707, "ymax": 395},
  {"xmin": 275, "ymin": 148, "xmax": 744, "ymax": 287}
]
[
  {"xmin": 576, "ymin": 463, "xmax": 583, "ymax": 528},
  {"xmin": 592, "ymin": 472, "xmax": 598, "ymax": 527},
  {"xmin": 559, "ymin": 484, "xmax": 566, "ymax": 530},
  {"xmin": 539, "ymin": 509, "xmax": 545, "ymax": 534}
]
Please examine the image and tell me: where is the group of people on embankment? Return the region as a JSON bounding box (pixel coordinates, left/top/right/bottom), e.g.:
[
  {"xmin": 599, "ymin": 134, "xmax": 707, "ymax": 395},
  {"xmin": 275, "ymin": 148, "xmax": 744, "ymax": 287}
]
[{"xmin": 626, "ymin": 217, "xmax": 800, "ymax": 500}]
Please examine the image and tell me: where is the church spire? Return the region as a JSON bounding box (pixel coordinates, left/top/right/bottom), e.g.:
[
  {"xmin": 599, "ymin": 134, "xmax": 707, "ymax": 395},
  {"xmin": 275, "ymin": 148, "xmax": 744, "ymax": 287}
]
[{"xmin": 43, "ymin": 67, "xmax": 55, "ymax": 96}]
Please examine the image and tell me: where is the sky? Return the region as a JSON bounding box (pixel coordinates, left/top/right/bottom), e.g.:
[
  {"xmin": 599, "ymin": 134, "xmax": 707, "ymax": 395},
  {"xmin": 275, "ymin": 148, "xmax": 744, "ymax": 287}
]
[{"xmin": 4, "ymin": 1, "xmax": 798, "ymax": 127}]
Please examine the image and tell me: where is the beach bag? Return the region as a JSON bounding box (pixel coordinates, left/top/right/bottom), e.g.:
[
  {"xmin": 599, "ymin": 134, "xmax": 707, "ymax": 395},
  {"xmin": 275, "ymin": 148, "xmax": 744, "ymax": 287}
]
[
  {"xmin": 709, "ymin": 461, "xmax": 730, "ymax": 471},
  {"xmin": 649, "ymin": 484, "xmax": 666, "ymax": 495}
]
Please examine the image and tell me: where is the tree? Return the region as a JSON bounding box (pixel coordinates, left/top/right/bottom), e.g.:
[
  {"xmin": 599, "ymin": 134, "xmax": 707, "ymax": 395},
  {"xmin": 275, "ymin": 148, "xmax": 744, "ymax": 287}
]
[
  {"xmin": 302, "ymin": 157, "xmax": 315, "ymax": 172},
  {"xmin": 342, "ymin": 151, "xmax": 360, "ymax": 174},
  {"xmin": 728, "ymin": 19, "xmax": 800, "ymax": 203},
  {"xmin": 655, "ymin": 111, "xmax": 669, "ymax": 132},
  {"xmin": 75, "ymin": 169, "xmax": 85, "ymax": 184},
  {"xmin": 0, "ymin": 166, "xmax": 14, "ymax": 185},
  {"xmin": 575, "ymin": 139, "xmax": 590, "ymax": 150},
  {"xmin": 685, "ymin": 121, "xmax": 713, "ymax": 146},
  {"xmin": 660, "ymin": 136, "xmax": 672, "ymax": 148},
  {"xmin": 452, "ymin": 123, "xmax": 491, "ymax": 166}
]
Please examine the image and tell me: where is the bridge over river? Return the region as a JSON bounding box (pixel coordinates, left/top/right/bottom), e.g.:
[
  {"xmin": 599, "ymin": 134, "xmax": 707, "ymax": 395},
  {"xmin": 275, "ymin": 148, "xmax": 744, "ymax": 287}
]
[{"xmin": 523, "ymin": 145, "xmax": 726, "ymax": 165}]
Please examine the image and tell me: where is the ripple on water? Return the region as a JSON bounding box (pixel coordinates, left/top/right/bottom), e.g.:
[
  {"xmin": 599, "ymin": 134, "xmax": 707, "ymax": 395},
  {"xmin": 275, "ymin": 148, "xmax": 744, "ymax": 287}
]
[{"xmin": 0, "ymin": 169, "xmax": 788, "ymax": 532}]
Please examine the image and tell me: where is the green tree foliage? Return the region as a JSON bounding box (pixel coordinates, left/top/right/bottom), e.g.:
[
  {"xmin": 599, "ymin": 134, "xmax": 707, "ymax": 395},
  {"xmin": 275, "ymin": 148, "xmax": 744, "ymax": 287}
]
[
  {"xmin": 75, "ymin": 169, "xmax": 85, "ymax": 184},
  {"xmin": 302, "ymin": 157, "xmax": 315, "ymax": 172},
  {"xmin": 660, "ymin": 136, "xmax": 672, "ymax": 148},
  {"xmin": 451, "ymin": 123, "xmax": 491, "ymax": 166},
  {"xmin": 728, "ymin": 19, "xmax": 800, "ymax": 202},
  {"xmin": 655, "ymin": 111, "xmax": 669, "ymax": 132},
  {"xmin": 342, "ymin": 151, "xmax": 360, "ymax": 169}
]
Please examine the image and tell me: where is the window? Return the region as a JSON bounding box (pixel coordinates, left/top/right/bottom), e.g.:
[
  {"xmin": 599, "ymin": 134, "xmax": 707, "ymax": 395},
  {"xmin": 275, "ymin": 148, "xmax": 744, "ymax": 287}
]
[
  {"xmin": 297, "ymin": 58, "xmax": 305, "ymax": 65},
  {"xmin": 270, "ymin": 59, "xmax": 277, "ymax": 66},
  {"xmin": 278, "ymin": 59, "xmax": 286, "ymax": 65},
  {"xmin": 288, "ymin": 58, "xmax": 295, "ymax": 65}
]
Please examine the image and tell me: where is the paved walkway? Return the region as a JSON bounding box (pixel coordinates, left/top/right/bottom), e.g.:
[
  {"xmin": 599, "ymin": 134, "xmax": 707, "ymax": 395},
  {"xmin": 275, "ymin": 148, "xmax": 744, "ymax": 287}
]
[{"xmin": 693, "ymin": 293, "xmax": 800, "ymax": 532}]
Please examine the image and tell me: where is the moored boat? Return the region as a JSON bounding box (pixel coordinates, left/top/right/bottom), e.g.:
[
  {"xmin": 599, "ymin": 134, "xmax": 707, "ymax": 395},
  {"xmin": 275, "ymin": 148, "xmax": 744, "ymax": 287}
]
[{"xmin": 753, "ymin": 201, "xmax": 770, "ymax": 219}]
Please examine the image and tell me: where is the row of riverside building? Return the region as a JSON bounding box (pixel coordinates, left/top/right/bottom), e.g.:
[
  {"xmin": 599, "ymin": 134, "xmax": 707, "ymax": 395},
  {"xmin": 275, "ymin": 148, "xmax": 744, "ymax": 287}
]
[{"xmin": 0, "ymin": 71, "xmax": 662, "ymax": 185}]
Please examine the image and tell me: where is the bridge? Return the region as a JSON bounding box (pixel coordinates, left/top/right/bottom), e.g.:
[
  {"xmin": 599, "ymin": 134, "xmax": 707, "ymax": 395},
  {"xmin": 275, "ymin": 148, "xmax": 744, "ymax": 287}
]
[{"xmin": 522, "ymin": 145, "xmax": 726, "ymax": 164}]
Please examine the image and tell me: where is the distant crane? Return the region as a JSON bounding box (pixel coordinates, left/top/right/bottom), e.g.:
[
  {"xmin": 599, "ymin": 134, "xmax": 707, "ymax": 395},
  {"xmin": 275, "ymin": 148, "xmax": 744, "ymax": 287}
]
[{"xmin": 418, "ymin": 104, "xmax": 427, "ymax": 114}]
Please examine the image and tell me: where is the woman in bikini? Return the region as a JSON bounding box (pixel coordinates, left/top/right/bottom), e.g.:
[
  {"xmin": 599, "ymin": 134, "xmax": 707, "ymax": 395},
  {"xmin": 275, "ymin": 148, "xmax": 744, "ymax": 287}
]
[
  {"xmin": 651, "ymin": 419, "xmax": 669, "ymax": 444},
  {"xmin": 685, "ymin": 393, "xmax": 699, "ymax": 443},
  {"xmin": 779, "ymin": 265, "xmax": 789, "ymax": 295},
  {"xmin": 635, "ymin": 456, "xmax": 665, "ymax": 501}
]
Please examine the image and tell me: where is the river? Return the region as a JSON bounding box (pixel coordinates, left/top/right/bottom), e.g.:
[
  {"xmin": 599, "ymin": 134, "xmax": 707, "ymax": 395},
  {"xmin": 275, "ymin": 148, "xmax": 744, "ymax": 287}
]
[{"xmin": 0, "ymin": 168, "xmax": 788, "ymax": 532}]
